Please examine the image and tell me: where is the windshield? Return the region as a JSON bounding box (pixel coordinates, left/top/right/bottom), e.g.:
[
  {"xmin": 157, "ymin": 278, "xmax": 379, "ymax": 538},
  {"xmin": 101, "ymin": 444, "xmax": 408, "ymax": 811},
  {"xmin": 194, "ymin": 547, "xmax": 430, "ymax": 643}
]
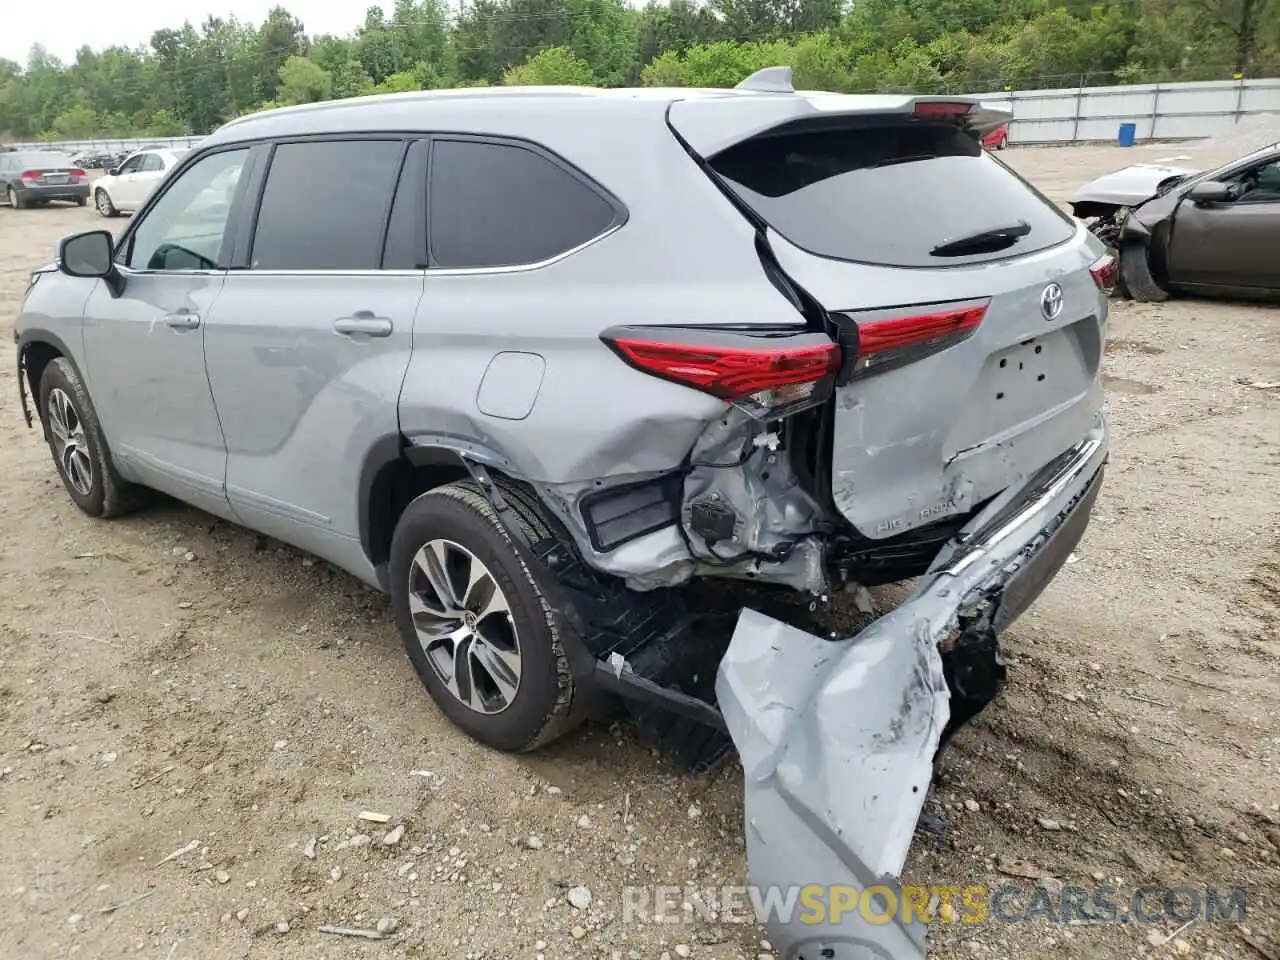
[{"xmin": 1179, "ymin": 141, "xmax": 1280, "ymax": 191}]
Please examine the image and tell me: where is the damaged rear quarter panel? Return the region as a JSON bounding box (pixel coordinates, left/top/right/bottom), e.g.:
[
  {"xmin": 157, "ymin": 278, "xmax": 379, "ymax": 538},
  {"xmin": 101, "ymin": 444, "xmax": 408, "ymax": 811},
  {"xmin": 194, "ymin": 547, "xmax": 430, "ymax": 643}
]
[
  {"xmin": 395, "ymin": 107, "xmax": 815, "ymax": 585},
  {"xmin": 716, "ymin": 419, "xmax": 1107, "ymax": 959}
]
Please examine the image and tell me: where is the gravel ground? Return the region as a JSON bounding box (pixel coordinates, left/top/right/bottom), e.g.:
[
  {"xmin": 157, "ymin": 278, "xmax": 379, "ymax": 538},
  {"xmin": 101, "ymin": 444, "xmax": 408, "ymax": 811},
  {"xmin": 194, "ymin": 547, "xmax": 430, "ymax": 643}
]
[{"xmin": 0, "ymin": 143, "xmax": 1277, "ymax": 960}]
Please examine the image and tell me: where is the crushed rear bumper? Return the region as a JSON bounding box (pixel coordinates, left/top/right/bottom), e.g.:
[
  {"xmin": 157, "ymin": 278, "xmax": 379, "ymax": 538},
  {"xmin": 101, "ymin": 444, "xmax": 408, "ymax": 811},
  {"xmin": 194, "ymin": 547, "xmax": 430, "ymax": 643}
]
[{"xmin": 716, "ymin": 414, "xmax": 1108, "ymax": 959}]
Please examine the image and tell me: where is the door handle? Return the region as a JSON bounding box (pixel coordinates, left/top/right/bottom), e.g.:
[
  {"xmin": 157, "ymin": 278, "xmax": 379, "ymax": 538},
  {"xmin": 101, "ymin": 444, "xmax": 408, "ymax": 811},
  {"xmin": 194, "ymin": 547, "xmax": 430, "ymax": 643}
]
[
  {"xmin": 333, "ymin": 313, "xmax": 393, "ymax": 338},
  {"xmin": 164, "ymin": 311, "xmax": 201, "ymax": 330}
]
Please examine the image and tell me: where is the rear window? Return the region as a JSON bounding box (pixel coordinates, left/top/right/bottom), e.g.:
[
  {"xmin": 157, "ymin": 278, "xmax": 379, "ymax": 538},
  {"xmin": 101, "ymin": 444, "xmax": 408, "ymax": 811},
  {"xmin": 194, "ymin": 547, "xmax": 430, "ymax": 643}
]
[
  {"xmin": 428, "ymin": 138, "xmax": 620, "ymax": 269},
  {"xmin": 708, "ymin": 122, "xmax": 1075, "ymax": 268},
  {"xmin": 17, "ymin": 152, "xmax": 73, "ymax": 168}
]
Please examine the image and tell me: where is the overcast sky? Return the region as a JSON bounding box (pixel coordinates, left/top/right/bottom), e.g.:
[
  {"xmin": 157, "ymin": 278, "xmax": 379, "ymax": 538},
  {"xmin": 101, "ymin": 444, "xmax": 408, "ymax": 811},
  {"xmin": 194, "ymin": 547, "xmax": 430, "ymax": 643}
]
[{"xmin": 2, "ymin": 0, "xmax": 372, "ymax": 65}]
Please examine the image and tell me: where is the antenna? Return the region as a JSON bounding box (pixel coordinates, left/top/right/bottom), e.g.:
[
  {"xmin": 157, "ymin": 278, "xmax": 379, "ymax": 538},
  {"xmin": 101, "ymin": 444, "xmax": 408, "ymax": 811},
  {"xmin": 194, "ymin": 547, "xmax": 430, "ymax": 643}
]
[{"xmin": 735, "ymin": 66, "xmax": 794, "ymax": 93}]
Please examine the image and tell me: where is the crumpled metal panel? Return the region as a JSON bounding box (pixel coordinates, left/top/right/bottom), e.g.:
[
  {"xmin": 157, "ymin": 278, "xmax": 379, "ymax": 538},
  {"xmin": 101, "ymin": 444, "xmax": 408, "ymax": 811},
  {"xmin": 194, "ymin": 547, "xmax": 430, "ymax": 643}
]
[
  {"xmin": 1069, "ymin": 163, "xmax": 1198, "ymax": 208},
  {"xmin": 718, "ymin": 609, "xmax": 946, "ymax": 959},
  {"xmin": 717, "ymin": 420, "xmax": 1109, "ymax": 959}
]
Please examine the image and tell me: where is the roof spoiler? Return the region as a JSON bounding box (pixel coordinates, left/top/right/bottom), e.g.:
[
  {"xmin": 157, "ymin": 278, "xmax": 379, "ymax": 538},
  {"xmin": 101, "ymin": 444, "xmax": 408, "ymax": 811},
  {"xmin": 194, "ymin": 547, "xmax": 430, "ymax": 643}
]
[{"xmin": 672, "ymin": 78, "xmax": 1013, "ymax": 156}]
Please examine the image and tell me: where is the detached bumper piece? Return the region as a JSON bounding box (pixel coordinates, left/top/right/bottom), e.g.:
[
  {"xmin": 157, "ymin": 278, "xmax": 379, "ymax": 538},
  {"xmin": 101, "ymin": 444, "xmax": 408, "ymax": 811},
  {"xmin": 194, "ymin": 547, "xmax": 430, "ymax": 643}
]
[{"xmin": 717, "ymin": 422, "xmax": 1107, "ymax": 959}]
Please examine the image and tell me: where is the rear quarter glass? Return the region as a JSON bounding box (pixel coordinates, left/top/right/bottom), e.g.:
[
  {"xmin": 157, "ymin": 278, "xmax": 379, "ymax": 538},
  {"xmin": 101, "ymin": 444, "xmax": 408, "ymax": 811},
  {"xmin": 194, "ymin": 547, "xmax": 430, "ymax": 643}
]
[{"xmin": 708, "ymin": 120, "xmax": 1075, "ymax": 269}]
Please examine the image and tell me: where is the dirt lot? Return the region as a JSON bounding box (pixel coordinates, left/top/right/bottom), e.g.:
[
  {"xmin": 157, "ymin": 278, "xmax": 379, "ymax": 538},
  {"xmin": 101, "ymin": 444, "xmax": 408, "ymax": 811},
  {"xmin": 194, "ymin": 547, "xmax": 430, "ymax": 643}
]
[{"xmin": 1, "ymin": 143, "xmax": 1278, "ymax": 960}]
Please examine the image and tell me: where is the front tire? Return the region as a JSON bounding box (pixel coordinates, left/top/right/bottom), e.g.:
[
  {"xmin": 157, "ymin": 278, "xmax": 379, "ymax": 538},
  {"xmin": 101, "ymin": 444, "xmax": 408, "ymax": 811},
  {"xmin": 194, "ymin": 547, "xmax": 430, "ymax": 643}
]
[
  {"xmin": 37, "ymin": 358, "xmax": 141, "ymax": 518},
  {"xmin": 95, "ymin": 188, "xmax": 118, "ymax": 218},
  {"xmin": 1119, "ymin": 240, "xmax": 1169, "ymax": 302},
  {"xmin": 389, "ymin": 481, "xmax": 576, "ymax": 752}
]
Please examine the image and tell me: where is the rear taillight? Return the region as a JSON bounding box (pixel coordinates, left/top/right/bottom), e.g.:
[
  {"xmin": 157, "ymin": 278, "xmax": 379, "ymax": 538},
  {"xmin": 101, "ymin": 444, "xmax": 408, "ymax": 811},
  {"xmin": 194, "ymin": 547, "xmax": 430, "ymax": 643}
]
[
  {"xmin": 839, "ymin": 301, "xmax": 989, "ymax": 379},
  {"xmin": 19, "ymin": 170, "xmax": 42, "ymax": 182},
  {"xmin": 70, "ymin": 168, "xmax": 87, "ymax": 181},
  {"xmin": 603, "ymin": 335, "xmax": 841, "ymax": 410},
  {"xmin": 1089, "ymin": 254, "xmax": 1118, "ymax": 294}
]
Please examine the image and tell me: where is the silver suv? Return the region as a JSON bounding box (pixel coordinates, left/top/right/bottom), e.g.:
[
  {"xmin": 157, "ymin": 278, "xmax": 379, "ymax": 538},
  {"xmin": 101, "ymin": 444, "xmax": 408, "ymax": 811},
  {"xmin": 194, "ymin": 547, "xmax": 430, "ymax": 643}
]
[{"xmin": 15, "ymin": 70, "xmax": 1111, "ymax": 956}]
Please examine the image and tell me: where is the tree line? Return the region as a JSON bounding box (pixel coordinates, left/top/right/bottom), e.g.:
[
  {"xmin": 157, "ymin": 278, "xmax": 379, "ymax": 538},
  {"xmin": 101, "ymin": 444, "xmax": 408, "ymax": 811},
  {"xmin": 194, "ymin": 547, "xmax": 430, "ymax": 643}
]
[{"xmin": 1, "ymin": 0, "xmax": 1277, "ymax": 141}]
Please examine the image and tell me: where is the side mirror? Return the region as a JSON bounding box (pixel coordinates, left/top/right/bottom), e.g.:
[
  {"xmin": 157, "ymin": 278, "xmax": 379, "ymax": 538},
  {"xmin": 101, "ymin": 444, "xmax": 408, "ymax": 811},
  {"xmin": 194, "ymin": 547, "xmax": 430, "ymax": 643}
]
[
  {"xmin": 58, "ymin": 230, "xmax": 125, "ymax": 296},
  {"xmin": 1188, "ymin": 181, "xmax": 1233, "ymax": 204}
]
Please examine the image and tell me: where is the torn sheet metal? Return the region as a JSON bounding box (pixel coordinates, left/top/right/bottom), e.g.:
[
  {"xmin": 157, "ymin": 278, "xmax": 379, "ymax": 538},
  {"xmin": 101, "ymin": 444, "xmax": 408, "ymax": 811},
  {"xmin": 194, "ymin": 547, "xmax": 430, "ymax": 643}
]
[
  {"xmin": 528, "ymin": 400, "xmax": 831, "ymax": 593},
  {"xmin": 716, "ymin": 421, "xmax": 1107, "ymax": 959}
]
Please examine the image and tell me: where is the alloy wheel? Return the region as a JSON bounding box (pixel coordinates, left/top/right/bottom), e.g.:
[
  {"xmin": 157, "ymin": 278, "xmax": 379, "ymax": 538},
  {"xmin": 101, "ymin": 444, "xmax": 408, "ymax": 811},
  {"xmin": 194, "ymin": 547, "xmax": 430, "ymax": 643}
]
[
  {"xmin": 47, "ymin": 387, "xmax": 94, "ymax": 496},
  {"xmin": 95, "ymin": 190, "xmax": 111, "ymax": 216},
  {"xmin": 408, "ymin": 539, "xmax": 522, "ymax": 715}
]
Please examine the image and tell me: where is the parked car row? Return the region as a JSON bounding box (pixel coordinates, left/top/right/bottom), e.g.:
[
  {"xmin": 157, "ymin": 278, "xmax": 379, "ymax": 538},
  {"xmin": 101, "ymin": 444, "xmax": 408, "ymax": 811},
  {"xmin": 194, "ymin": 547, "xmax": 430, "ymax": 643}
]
[
  {"xmin": 3, "ymin": 147, "xmax": 187, "ymax": 215},
  {"xmin": 72, "ymin": 150, "xmax": 128, "ymax": 170}
]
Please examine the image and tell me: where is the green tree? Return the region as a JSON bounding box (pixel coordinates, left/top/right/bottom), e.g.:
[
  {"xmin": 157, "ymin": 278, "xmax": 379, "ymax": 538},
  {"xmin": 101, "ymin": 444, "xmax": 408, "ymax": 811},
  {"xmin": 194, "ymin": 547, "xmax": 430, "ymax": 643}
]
[
  {"xmin": 503, "ymin": 46, "xmax": 597, "ymax": 84},
  {"xmin": 53, "ymin": 103, "xmax": 99, "ymax": 138},
  {"xmin": 276, "ymin": 54, "xmax": 333, "ymax": 104}
]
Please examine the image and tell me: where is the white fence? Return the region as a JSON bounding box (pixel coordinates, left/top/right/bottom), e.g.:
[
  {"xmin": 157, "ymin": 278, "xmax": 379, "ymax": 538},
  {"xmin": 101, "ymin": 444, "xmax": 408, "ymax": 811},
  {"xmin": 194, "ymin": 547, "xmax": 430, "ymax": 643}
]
[
  {"xmin": 972, "ymin": 77, "xmax": 1280, "ymax": 144},
  {"xmin": 7, "ymin": 76, "xmax": 1280, "ymax": 153}
]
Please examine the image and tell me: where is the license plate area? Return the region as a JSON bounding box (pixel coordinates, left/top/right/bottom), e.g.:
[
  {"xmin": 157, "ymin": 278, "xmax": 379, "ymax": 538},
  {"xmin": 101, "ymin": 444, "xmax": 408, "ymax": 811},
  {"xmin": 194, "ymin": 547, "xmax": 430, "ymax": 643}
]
[
  {"xmin": 44, "ymin": 175, "xmax": 67, "ymax": 184},
  {"xmin": 947, "ymin": 323, "xmax": 1090, "ymax": 455}
]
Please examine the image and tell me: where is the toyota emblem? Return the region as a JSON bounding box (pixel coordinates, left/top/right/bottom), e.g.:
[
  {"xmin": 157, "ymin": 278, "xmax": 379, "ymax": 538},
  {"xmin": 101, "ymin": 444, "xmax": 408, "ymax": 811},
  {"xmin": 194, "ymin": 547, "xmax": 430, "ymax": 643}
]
[{"xmin": 1040, "ymin": 282, "xmax": 1064, "ymax": 321}]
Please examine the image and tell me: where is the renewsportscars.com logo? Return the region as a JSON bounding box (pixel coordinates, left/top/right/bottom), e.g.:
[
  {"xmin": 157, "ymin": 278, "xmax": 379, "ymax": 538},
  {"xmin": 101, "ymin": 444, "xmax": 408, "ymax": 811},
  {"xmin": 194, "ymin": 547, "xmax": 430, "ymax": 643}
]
[{"xmin": 621, "ymin": 882, "xmax": 1249, "ymax": 927}]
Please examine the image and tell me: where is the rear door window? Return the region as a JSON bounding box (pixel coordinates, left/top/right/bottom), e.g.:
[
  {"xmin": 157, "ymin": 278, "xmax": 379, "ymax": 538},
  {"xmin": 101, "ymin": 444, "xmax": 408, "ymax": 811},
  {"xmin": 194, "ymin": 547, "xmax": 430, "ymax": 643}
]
[
  {"xmin": 708, "ymin": 122, "xmax": 1075, "ymax": 268},
  {"xmin": 250, "ymin": 139, "xmax": 405, "ymax": 271},
  {"xmin": 428, "ymin": 138, "xmax": 620, "ymax": 268},
  {"xmin": 140, "ymin": 153, "xmax": 165, "ymax": 173}
]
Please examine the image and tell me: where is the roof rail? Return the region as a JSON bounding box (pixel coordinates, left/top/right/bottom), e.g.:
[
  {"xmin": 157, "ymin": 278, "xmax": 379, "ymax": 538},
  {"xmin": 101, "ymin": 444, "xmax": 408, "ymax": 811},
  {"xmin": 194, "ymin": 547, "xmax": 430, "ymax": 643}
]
[{"xmin": 735, "ymin": 66, "xmax": 794, "ymax": 93}]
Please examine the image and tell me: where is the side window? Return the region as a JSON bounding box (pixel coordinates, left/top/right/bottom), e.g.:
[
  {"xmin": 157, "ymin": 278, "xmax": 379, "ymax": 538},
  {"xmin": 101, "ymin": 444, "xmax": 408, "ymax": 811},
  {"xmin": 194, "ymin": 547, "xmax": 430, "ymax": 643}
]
[
  {"xmin": 118, "ymin": 155, "xmax": 143, "ymax": 174},
  {"xmin": 140, "ymin": 153, "xmax": 165, "ymax": 173},
  {"xmin": 429, "ymin": 138, "xmax": 619, "ymax": 269},
  {"xmin": 1246, "ymin": 159, "xmax": 1280, "ymax": 200},
  {"xmin": 249, "ymin": 140, "xmax": 404, "ymax": 271},
  {"xmin": 126, "ymin": 148, "xmax": 249, "ymax": 272}
]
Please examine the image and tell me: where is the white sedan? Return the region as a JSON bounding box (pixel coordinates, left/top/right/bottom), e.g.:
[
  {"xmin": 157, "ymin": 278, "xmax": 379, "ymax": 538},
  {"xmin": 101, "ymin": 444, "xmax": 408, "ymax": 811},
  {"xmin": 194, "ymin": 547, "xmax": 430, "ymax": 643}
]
[{"xmin": 93, "ymin": 148, "xmax": 185, "ymax": 217}]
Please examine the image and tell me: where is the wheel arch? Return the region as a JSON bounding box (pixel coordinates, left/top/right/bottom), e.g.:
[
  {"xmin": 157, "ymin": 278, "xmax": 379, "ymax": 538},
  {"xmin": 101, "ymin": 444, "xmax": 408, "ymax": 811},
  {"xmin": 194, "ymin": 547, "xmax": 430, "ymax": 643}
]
[
  {"xmin": 359, "ymin": 437, "xmax": 473, "ymax": 589},
  {"xmin": 16, "ymin": 329, "xmax": 82, "ymax": 429}
]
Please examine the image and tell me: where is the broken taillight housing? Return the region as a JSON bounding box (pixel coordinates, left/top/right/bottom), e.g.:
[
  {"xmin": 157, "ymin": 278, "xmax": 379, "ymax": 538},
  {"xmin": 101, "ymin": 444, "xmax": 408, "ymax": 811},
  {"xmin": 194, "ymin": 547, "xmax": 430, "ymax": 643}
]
[
  {"xmin": 602, "ymin": 335, "xmax": 842, "ymax": 410},
  {"xmin": 837, "ymin": 300, "xmax": 989, "ymax": 379},
  {"xmin": 1089, "ymin": 253, "xmax": 1119, "ymax": 294}
]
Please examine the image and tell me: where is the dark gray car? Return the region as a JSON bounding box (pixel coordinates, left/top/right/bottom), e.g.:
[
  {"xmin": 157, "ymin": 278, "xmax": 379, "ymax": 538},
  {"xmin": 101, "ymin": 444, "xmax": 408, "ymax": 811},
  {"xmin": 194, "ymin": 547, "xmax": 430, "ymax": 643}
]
[
  {"xmin": 0, "ymin": 151, "xmax": 90, "ymax": 209},
  {"xmin": 1072, "ymin": 142, "xmax": 1280, "ymax": 301}
]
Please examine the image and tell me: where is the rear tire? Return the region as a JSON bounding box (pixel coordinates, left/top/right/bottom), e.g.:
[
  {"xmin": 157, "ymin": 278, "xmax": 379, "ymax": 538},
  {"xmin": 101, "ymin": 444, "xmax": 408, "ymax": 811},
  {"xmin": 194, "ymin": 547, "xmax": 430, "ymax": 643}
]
[
  {"xmin": 75, "ymin": 196, "xmax": 87, "ymax": 207},
  {"xmin": 389, "ymin": 480, "xmax": 577, "ymax": 752},
  {"xmin": 996, "ymin": 134, "xmax": 1008, "ymax": 150},
  {"xmin": 37, "ymin": 358, "xmax": 143, "ymax": 518},
  {"xmin": 8, "ymin": 187, "xmax": 24, "ymax": 209},
  {"xmin": 1119, "ymin": 241, "xmax": 1169, "ymax": 302}
]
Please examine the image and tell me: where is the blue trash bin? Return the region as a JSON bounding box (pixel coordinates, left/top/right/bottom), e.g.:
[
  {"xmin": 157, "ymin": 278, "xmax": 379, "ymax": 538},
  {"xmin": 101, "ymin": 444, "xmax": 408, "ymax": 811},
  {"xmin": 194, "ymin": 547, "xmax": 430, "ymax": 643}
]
[{"xmin": 1118, "ymin": 122, "xmax": 1137, "ymax": 147}]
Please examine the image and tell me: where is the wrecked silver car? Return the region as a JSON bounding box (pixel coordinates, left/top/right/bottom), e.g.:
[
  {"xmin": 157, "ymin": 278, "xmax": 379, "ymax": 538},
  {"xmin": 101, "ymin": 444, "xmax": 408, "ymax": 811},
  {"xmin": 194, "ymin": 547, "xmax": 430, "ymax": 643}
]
[
  {"xmin": 15, "ymin": 68, "xmax": 1110, "ymax": 959},
  {"xmin": 1071, "ymin": 142, "xmax": 1280, "ymax": 301}
]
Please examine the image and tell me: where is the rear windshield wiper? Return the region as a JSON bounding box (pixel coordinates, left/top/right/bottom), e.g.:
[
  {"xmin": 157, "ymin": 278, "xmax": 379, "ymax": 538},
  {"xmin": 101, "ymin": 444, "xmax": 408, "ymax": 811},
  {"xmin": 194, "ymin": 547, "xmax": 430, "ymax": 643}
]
[{"xmin": 930, "ymin": 220, "xmax": 1031, "ymax": 257}]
